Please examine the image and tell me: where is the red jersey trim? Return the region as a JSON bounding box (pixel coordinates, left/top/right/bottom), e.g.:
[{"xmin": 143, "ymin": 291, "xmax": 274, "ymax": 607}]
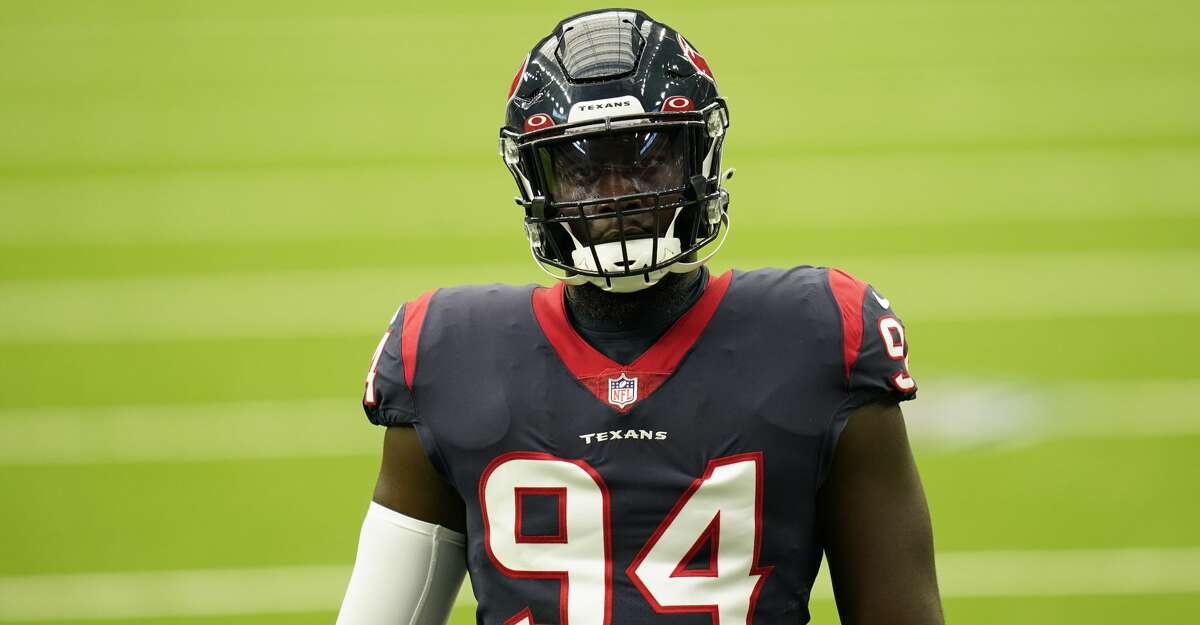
[
  {"xmin": 669, "ymin": 513, "xmax": 720, "ymax": 578},
  {"xmin": 531, "ymin": 271, "xmax": 734, "ymax": 412},
  {"xmin": 827, "ymin": 268, "xmax": 868, "ymax": 385},
  {"xmin": 401, "ymin": 289, "xmax": 437, "ymax": 389}
]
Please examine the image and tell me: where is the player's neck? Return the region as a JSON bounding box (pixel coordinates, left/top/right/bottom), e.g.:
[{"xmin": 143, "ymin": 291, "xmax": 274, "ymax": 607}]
[{"xmin": 565, "ymin": 268, "xmax": 706, "ymax": 333}]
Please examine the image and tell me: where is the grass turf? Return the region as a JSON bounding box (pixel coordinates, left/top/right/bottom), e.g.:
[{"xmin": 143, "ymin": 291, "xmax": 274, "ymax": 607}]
[{"xmin": 1, "ymin": 0, "xmax": 1197, "ymax": 623}]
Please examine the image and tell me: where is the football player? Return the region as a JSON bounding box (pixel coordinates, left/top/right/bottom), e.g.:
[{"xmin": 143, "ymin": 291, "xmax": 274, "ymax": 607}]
[{"xmin": 338, "ymin": 9, "xmax": 943, "ymax": 625}]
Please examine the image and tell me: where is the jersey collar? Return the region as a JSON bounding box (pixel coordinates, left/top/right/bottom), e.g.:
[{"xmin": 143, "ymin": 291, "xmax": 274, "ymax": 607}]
[{"xmin": 532, "ymin": 271, "xmax": 733, "ymax": 413}]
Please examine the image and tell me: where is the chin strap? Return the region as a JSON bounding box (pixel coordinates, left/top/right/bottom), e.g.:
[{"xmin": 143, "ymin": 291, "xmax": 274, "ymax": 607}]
[{"xmin": 666, "ymin": 211, "xmax": 731, "ymax": 274}]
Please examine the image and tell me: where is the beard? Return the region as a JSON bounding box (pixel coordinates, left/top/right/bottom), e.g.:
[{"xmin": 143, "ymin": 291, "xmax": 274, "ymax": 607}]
[{"xmin": 565, "ymin": 266, "xmax": 705, "ymax": 331}]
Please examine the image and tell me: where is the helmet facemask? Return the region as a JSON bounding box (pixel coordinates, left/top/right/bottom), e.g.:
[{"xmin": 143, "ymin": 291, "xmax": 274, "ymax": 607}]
[{"xmin": 503, "ymin": 104, "xmax": 730, "ymax": 293}]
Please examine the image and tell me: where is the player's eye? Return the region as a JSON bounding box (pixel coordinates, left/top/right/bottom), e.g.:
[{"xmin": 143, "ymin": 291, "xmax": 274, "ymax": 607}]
[{"xmin": 637, "ymin": 133, "xmax": 663, "ymax": 159}]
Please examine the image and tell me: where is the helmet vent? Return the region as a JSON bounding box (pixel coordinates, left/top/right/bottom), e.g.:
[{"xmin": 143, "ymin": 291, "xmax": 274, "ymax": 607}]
[{"xmin": 557, "ymin": 11, "xmax": 645, "ymax": 81}]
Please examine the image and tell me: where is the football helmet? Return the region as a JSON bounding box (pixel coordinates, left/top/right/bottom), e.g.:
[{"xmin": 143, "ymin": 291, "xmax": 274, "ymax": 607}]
[{"xmin": 500, "ymin": 9, "xmax": 732, "ymax": 293}]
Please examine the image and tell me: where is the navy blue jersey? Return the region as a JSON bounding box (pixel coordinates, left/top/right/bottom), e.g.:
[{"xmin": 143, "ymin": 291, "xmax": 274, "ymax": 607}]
[{"xmin": 362, "ymin": 267, "xmax": 916, "ymax": 625}]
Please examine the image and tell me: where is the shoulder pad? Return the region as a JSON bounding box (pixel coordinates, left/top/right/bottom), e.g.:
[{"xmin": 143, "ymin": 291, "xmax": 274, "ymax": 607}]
[
  {"xmin": 362, "ymin": 290, "xmax": 436, "ymax": 426},
  {"xmin": 827, "ymin": 268, "xmax": 917, "ymax": 403}
]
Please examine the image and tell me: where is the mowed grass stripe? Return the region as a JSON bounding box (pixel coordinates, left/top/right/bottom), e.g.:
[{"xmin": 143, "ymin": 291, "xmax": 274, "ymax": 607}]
[
  {"xmin": 0, "ymin": 565, "xmax": 346, "ymax": 623},
  {"xmin": 0, "ymin": 399, "xmax": 375, "ymax": 465},
  {"xmin": 2, "ymin": 380, "xmax": 1197, "ymax": 465},
  {"xmin": 1, "ymin": 1, "xmax": 1195, "ymax": 175},
  {"xmin": 3, "ymin": 548, "xmax": 1199, "ymax": 622},
  {"xmin": 907, "ymin": 380, "xmax": 1200, "ymax": 447},
  {"xmin": 3, "ymin": 214, "xmax": 1199, "ymax": 283},
  {"xmin": 0, "ymin": 314, "xmax": 1193, "ymax": 412},
  {"xmin": 1, "ymin": 429, "xmax": 1196, "ymax": 575},
  {"xmin": 1, "ymin": 252, "xmax": 1196, "ymax": 343},
  {"xmin": 4, "ymin": 149, "xmax": 1198, "ymax": 246}
]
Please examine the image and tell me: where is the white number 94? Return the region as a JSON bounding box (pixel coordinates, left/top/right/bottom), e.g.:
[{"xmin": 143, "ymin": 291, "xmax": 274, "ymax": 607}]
[{"xmin": 480, "ymin": 452, "xmax": 771, "ymax": 625}]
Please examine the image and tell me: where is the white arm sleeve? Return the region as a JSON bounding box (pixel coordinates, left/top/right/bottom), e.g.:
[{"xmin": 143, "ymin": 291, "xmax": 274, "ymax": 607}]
[{"xmin": 336, "ymin": 502, "xmax": 468, "ymax": 625}]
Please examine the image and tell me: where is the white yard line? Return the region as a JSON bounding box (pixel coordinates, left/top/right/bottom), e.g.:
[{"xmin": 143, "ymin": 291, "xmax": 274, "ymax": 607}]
[
  {"xmin": 2, "ymin": 252, "xmax": 1199, "ymax": 343},
  {"xmin": 902, "ymin": 379, "xmax": 1200, "ymax": 449},
  {"xmin": 1, "ymin": 380, "xmax": 1196, "ymax": 466},
  {"xmin": 1, "ymin": 548, "xmax": 1198, "ymax": 622}
]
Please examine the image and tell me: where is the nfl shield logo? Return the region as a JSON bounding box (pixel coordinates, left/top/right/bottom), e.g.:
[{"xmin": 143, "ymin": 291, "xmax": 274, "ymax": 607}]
[{"xmin": 607, "ymin": 373, "xmax": 639, "ymax": 408}]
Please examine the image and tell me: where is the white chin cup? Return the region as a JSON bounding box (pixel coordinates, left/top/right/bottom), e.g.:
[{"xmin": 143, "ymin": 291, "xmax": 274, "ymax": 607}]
[{"xmin": 570, "ymin": 237, "xmax": 682, "ymax": 293}]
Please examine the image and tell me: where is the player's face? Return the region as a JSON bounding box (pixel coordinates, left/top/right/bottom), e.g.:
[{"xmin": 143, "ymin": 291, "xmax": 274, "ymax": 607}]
[{"xmin": 538, "ymin": 129, "xmax": 688, "ymax": 244}]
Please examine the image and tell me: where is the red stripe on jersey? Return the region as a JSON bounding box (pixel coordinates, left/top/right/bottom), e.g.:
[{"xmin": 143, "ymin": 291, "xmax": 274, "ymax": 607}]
[
  {"xmin": 402, "ymin": 290, "xmax": 437, "ymax": 389},
  {"xmin": 828, "ymin": 268, "xmax": 868, "ymax": 385},
  {"xmin": 532, "ymin": 271, "xmax": 733, "ymax": 412},
  {"xmin": 641, "ymin": 271, "xmax": 732, "ymax": 374},
  {"xmin": 669, "ymin": 513, "xmax": 720, "ymax": 578}
]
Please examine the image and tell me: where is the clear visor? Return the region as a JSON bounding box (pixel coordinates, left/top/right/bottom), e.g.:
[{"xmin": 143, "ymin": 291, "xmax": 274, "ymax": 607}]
[
  {"xmin": 537, "ymin": 127, "xmax": 689, "ymax": 203},
  {"xmin": 535, "ymin": 127, "xmax": 690, "ymax": 245}
]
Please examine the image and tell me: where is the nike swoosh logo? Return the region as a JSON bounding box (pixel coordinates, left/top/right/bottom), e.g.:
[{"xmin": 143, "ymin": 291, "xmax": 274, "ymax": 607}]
[{"xmin": 873, "ymin": 290, "xmax": 890, "ymax": 310}]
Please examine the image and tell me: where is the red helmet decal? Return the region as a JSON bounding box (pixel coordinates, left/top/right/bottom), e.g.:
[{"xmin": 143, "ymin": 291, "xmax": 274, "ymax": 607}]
[
  {"xmin": 524, "ymin": 113, "xmax": 555, "ymax": 132},
  {"xmin": 507, "ymin": 54, "xmax": 530, "ymax": 100},
  {"xmin": 677, "ymin": 34, "xmax": 715, "ymax": 84},
  {"xmin": 662, "ymin": 96, "xmax": 694, "ymax": 112}
]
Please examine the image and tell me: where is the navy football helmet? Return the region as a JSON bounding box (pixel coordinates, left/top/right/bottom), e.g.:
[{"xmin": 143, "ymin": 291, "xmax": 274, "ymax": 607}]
[{"xmin": 500, "ymin": 9, "xmax": 732, "ymax": 292}]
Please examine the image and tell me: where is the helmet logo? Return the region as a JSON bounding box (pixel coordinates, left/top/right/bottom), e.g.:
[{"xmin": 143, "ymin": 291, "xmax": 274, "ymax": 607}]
[
  {"xmin": 507, "ymin": 54, "xmax": 530, "ymax": 101},
  {"xmin": 677, "ymin": 34, "xmax": 715, "ymax": 84},
  {"xmin": 524, "ymin": 113, "xmax": 555, "ymax": 132},
  {"xmin": 662, "ymin": 96, "xmax": 694, "ymax": 112}
]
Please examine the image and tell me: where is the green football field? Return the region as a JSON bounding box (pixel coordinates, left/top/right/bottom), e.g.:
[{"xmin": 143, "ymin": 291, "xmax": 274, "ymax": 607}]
[{"xmin": 2, "ymin": 0, "xmax": 1199, "ymax": 623}]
